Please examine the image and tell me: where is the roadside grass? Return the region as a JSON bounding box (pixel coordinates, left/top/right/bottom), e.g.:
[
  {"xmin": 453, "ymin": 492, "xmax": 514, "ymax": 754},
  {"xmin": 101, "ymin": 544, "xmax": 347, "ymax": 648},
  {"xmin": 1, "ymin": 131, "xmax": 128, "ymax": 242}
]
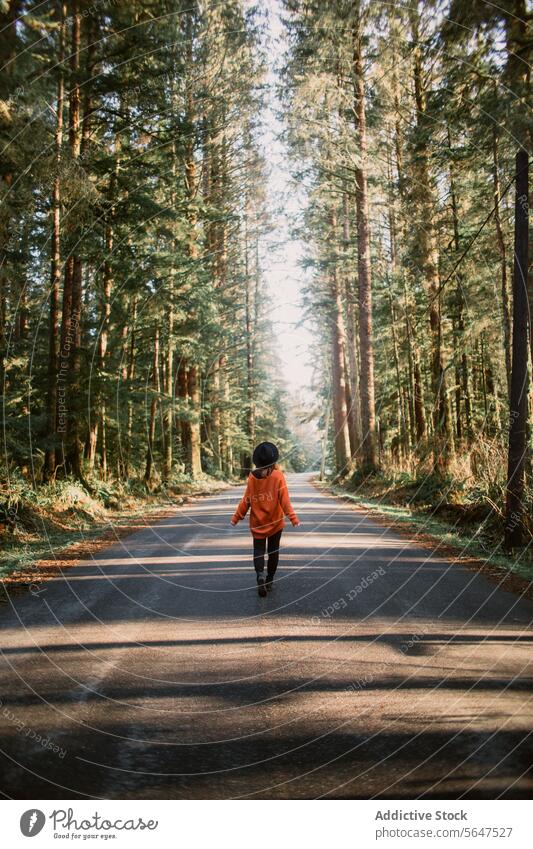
[
  {"xmin": 0, "ymin": 473, "xmax": 232, "ymax": 582},
  {"xmin": 316, "ymin": 479, "xmax": 533, "ymax": 585}
]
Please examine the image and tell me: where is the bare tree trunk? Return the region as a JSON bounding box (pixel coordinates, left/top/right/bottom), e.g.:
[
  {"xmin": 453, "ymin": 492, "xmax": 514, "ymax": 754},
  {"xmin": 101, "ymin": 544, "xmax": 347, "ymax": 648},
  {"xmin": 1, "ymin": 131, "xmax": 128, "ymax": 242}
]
[
  {"xmin": 57, "ymin": 1, "xmax": 82, "ymax": 478},
  {"xmin": 447, "ymin": 135, "xmax": 473, "ymax": 447},
  {"xmin": 121, "ymin": 296, "xmax": 136, "ymax": 479},
  {"xmin": 207, "ymin": 126, "xmax": 225, "ymax": 473},
  {"xmin": 44, "ymin": 0, "xmax": 65, "ymax": 481},
  {"xmin": 492, "ymin": 128, "xmax": 512, "ymax": 398},
  {"xmin": 215, "ymin": 128, "xmax": 230, "ymax": 476},
  {"xmin": 177, "ymin": 360, "xmax": 190, "ymax": 467},
  {"xmin": 409, "ymin": 4, "xmax": 453, "ymax": 473},
  {"xmin": 0, "ymin": 0, "xmax": 22, "ymax": 394},
  {"xmin": 94, "ymin": 153, "xmax": 117, "ymax": 481},
  {"xmin": 402, "ymin": 283, "xmax": 417, "ymax": 447},
  {"xmin": 505, "ymin": 149, "xmax": 529, "ymax": 549},
  {"xmin": 67, "ymin": 251, "xmax": 83, "ymax": 478},
  {"xmin": 183, "ymin": 8, "xmax": 202, "ymax": 478},
  {"xmin": 453, "ymin": 286, "xmax": 473, "ymax": 445},
  {"xmin": 188, "ymin": 365, "xmax": 202, "ymax": 477},
  {"xmin": 210, "ymin": 358, "xmax": 221, "ymax": 472},
  {"xmin": 162, "ymin": 308, "xmax": 173, "ymax": 483},
  {"xmin": 202, "ymin": 122, "xmax": 221, "ymax": 474},
  {"xmin": 414, "ymin": 357, "xmax": 427, "ymax": 444},
  {"xmin": 69, "ymin": 10, "xmax": 96, "ymax": 479},
  {"xmin": 145, "ymin": 327, "xmax": 160, "ymax": 483},
  {"xmin": 386, "ymin": 150, "xmax": 408, "ymax": 458},
  {"xmin": 342, "ymin": 191, "xmax": 361, "ymax": 457},
  {"xmin": 329, "ymin": 209, "xmax": 351, "ymax": 475},
  {"xmin": 319, "ymin": 398, "xmax": 331, "ymax": 481},
  {"xmin": 342, "ymin": 344, "xmax": 357, "ymax": 457},
  {"xmin": 0, "ymin": 272, "xmax": 5, "ymax": 399},
  {"xmin": 345, "ymin": 293, "xmax": 363, "ymax": 455},
  {"xmin": 352, "ymin": 4, "xmax": 377, "ymax": 471},
  {"xmin": 387, "ymin": 285, "xmax": 407, "ymax": 457},
  {"xmin": 391, "ymin": 33, "xmax": 420, "ymax": 452},
  {"xmin": 219, "ymin": 353, "xmax": 232, "ymax": 475},
  {"xmin": 481, "ymin": 333, "xmax": 501, "ymax": 434},
  {"xmin": 243, "ymin": 209, "xmax": 255, "ymax": 474},
  {"xmin": 163, "ymin": 122, "xmax": 178, "ymax": 485},
  {"xmin": 453, "ymin": 316, "xmax": 462, "ymax": 442}
]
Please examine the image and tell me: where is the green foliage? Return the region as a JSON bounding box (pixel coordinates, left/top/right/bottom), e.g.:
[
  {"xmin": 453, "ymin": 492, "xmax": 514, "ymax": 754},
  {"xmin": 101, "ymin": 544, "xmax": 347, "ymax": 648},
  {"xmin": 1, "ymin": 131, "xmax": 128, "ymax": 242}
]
[{"xmin": 0, "ymin": 0, "xmax": 302, "ymax": 493}]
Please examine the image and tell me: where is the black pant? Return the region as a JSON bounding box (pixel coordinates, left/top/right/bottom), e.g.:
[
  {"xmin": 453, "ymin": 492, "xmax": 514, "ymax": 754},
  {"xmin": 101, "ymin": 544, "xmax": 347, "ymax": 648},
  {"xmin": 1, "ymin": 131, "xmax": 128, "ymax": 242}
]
[{"xmin": 253, "ymin": 530, "xmax": 282, "ymax": 575}]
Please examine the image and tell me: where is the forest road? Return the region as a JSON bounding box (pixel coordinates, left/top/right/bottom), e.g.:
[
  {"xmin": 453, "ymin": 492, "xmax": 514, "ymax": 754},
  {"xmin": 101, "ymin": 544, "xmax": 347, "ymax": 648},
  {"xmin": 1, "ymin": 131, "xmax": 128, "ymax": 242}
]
[{"xmin": 1, "ymin": 472, "xmax": 532, "ymax": 799}]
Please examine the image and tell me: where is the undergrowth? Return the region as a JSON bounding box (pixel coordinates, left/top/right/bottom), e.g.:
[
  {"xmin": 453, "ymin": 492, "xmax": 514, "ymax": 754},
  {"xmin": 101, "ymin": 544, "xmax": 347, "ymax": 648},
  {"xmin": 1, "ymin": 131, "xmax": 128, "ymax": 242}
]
[
  {"xmin": 327, "ymin": 451, "xmax": 533, "ymax": 581},
  {"xmin": 0, "ymin": 469, "xmax": 231, "ymax": 579}
]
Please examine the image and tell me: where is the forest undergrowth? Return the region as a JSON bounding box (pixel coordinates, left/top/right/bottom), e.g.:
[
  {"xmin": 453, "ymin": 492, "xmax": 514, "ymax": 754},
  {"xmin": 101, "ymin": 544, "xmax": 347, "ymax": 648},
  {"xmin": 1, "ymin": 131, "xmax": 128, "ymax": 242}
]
[
  {"xmin": 327, "ymin": 437, "xmax": 533, "ymax": 581},
  {"xmin": 0, "ymin": 469, "xmax": 231, "ymax": 582}
]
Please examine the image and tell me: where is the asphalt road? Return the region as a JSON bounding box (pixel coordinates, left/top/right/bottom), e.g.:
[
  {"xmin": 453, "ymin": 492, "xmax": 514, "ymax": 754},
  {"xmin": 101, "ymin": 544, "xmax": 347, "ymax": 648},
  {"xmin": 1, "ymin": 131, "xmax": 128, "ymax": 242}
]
[{"xmin": 1, "ymin": 473, "xmax": 532, "ymax": 799}]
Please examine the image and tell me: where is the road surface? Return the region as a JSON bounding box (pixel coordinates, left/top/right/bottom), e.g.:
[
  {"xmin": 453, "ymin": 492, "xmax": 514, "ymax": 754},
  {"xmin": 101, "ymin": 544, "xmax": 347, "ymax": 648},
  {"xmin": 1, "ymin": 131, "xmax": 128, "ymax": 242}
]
[{"xmin": 1, "ymin": 473, "xmax": 532, "ymax": 799}]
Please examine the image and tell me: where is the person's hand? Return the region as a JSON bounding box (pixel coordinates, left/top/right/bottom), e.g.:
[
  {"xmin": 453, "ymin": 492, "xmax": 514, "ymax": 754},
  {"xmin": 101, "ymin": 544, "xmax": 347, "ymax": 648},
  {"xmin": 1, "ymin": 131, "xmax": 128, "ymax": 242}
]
[
  {"xmin": 230, "ymin": 518, "xmax": 237, "ymax": 526},
  {"xmin": 292, "ymin": 518, "xmax": 301, "ymax": 527}
]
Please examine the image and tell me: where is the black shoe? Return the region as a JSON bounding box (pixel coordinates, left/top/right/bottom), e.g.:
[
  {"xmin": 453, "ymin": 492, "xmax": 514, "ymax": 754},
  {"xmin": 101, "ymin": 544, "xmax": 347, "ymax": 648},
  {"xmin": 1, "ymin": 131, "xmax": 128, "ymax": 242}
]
[
  {"xmin": 266, "ymin": 573, "xmax": 274, "ymax": 591},
  {"xmin": 257, "ymin": 575, "xmax": 267, "ymax": 597}
]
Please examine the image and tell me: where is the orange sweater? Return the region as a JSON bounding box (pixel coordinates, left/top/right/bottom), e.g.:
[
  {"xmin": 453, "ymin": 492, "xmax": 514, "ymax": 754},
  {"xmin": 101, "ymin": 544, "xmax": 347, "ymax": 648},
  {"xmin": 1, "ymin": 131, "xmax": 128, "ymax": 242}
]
[{"xmin": 232, "ymin": 469, "xmax": 299, "ymax": 538}]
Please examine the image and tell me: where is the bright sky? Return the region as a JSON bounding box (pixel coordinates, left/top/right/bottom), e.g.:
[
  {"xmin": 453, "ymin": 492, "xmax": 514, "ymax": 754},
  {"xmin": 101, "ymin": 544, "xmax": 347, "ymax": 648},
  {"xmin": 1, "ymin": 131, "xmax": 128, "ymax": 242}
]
[{"xmin": 258, "ymin": 1, "xmax": 317, "ymax": 404}]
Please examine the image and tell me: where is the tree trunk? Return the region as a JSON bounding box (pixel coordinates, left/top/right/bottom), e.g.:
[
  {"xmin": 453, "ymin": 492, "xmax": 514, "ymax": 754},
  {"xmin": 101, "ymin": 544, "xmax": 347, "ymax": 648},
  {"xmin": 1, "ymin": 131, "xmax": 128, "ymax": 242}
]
[
  {"xmin": 219, "ymin": 353, "xmax": 232, "ymax": 475},
  {"xmin": 320, "ymin": 398, "xmax": 331, "ymax": 481},
  {"xmin": 145, "ymin": 327, "xmax": 160, "ymax": 483},
  {"xmin": 342, "ymin": 191, "xmax": 362, "ymax": 457},
  {"xmin": 175, "ymin": 359, "xmax": 188, "ymax": 468},
  {"xmin": 492, "ymin": 128, "xmax": 512, "ymax": 398},
  {"xmin": 505, "ymin": 149, "xmax": 529, "ymax": 549},
  {"xmin": 412, "ymin": 341, "xmax": 426, "ymax": 444},
  {"xmin": 57, "ymin": 1, "xmax": 87, "ymax": 480},
  {"xmin": 44, "ymin": 0, "xmax": 66, "ymax": 481},
  {"xmin": 118, "ymin": 295, "xmax": 136, "ymax": 480},
  {"xmin": 402, "ymin": 286, "xmax": 416, "ymax": 447},
  {"xmin": 447, "ymin": 138, "xmax": 473, "ymax": 447},
  {"xmin": 182, "ymin": 11, "xmax": 202, "ymax": 478},
  {"xmin": 409, "ymin": 4, "xmax": 453, "ymax": 473},
  {"xmin": 162, "ymin": 308, "xmax": 173, "ymax": 483},
  {"xmin": 188, "ymin": 365, "xmax": 202, "ymax": 477},
  {"xmin": 329, "ymin": 209, "xmax": 351, "ymax": 475},
  {"xmin": 352, "ymin": 4, "xmax": 377, "ymax": 471},
  {"xmin": 210, "ymin": 358, "xmax": 222, "ymax": 472},
  {"xmin": 243, "ymin": 209, "xmax": 255, "ymax": 474},
  {"xmin": 387, "ymin": 284, "xmax": 407, "ymax": 457},
  {"xmin": 345, "ymin": 292, "xmax": 363, "ymax": 455},
  {"xmin": 94, "ymin": 155, "xmax": 117, "ymax": 481},
  {"xmin": 0, "ymin": 0, "xmax": 22, "ymax": 394}
]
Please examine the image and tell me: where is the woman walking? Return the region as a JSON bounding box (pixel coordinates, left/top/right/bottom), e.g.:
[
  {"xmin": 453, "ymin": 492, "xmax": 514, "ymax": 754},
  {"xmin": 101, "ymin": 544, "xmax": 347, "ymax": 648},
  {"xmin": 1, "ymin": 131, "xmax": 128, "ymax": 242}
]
[{"xmin": 230, "ymin": 442, "xmax": 301, "ymax": 596}]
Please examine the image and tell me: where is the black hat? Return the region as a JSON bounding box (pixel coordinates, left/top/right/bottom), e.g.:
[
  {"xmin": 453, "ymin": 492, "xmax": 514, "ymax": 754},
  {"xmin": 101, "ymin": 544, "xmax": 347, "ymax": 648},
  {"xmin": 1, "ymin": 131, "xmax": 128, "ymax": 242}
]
[{"xmin": 252, "ymin": 441, "xmax": 279, "ymax": 469}]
